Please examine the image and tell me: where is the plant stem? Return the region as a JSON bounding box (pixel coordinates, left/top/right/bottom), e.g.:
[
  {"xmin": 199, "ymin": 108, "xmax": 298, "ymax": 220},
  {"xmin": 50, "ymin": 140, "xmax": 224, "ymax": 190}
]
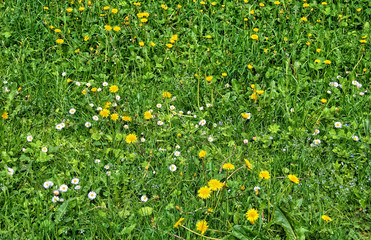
[{"xmin": 270, "ymin": 183, "xmax": 291, "ymax": 221}]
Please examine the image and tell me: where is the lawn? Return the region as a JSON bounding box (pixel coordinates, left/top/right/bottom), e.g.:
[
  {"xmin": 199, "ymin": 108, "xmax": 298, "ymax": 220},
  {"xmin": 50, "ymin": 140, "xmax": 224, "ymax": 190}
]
[{"xmin": 0, "ymin": 0, "xmax": 370, "ymax": 239}]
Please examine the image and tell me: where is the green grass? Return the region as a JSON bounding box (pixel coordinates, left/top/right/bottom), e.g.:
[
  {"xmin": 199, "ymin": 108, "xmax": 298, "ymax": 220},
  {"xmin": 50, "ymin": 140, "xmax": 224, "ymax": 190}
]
[{"xmin": 0, "ymin": 0, "xmax": 370, "ymax": 239}]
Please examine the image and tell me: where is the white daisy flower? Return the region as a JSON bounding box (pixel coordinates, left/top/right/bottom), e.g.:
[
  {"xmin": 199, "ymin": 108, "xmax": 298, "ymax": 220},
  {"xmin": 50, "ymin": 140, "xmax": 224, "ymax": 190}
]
[
  {"xmin": 206, "ymin": 103, "xmax": 212, "ymax": 107},
  {"xmin": 69, "ymin": 108, "xmax": 76, "ymax": 114},
  {"xmin": 53, "ymin": 190, "xmax": 59, "ymax": 196},
  {"xmin": 89, "ymin": 103, "xmax": 94, "ymax": 107},
  {"xmin": 102, "ymin": 82, "xmax": 108, "ymax": 87},
  {"xmin": 313, "ymin": 139, "xmax": 321, "ymax": 145},
  {"xmin": 157, "ymin": 121, "xmax": 164, "ymax": 126},
  {"xmin": 141, "ymin": 195, "xmax": 148, "ymax": 202},
  {"xmin": 106, "ymin": 171, "xmax": 111, "ymax": 176},
  {"xmin": 141, "ymin": 138, "xmax": 145, "ymax": 142},
  {"xmin": 333, "ymin": 82, "xmax": 339, "ymax": 87},
  {"xmin": 187, "ymin": 111, "xmax": 191, "ymax": 114},
  {"xmin": 52, "ymin": 196, "xmax": 59, "ymax": 203},
  {"xmin": 243, "ymin": 139, "xmax": 248, "ymax": 144},
  {"xmin": 95, "ymin": 159, "xmax": 101, "ymax": 164},
  {"xmin": 175, "ymin": 145, "xmax": 180, "ymax": 149},
  {"xmin": 208, "ymin": 136, "xmax": 214, "ymax": 142},
  {"xmin": 225, "ymin": 83, "xmax": 230, "ymax": 88},
  {"xmin": 199, "ymin": 119, "xmax": 206, "ymax": 126},
  {"xmin": 22, "ymin": 148, "xmax": 26, "ymax": 152},
  {"xmin": 88, "ymin": 191, "xmax": 97, "ymax": 200},
  {"xmin": 104, "ymin": 165, "xmax": 110, "ymax": 170},
  {"xmin": 43, "ymin": 181, "xmax": 50, "ymax": 189},
  {"xmin": 174, "ymin": 151, "xmax": 180, "ymax": 157},
  {"xmin": 334, "ymin": 122, "xmax": 342, "ymax": 128},
  {"xmin": 59, "ymin": 198, "xmax": 64, "ymax": 202},
  {"xmin": 327, "ymin": 90, "xmax": 331, "ymax": 94},
  {"xmin": 61, "ymin": 72, "xmax": 66, "ymax": 77},
  {"xmin": 199, "ymin": 107, "xmax": 204, "ymax": 110},
  {"xmin": 213, "ymin": 123, "xmax": 217, "ymax": 127},
  {"xmin": 75, "ymin": 82, "xmax": 80, "ymax": 86},
  {"xmin": 59, "ymin": 184, "xmax": 68, "ymax": 192},
  {"xmin": 56, "ymin": 124, "xmax": 62, "ymax": 130},
  {"xmin": 124, "ymin": 125, "xmax": 129, "ymax": 129},
  {"xmin": 85, "ymin": 122, "xmax": 91, "ymax": 128},
  {"xmin": 290, "ymin": 108, "xmax": 294, "ymax": 112},
  {"xmin": 42, "ymin": 147, "xmax": 48, "ymax": 153},
  {"xmin": 86, "ymin": 83, "xmax": 91, "ymax": 87},
  {"xmin": 60, "ymin": 123, "xmax": 65, "ymax": 128},
  {"xmin": 156, "ymin": 104, "xmax": 162, "ymax": 108},
  {"xmin": 7, "ymin": 167, "xmax": 14, "ymax": 175},
  {"xmin": 92, "ymin": 115, "xmax": 99, "ymax": 121},
  {"xmin": 360, "ymin": 92, "xmax": 364, "ymax": 96},
  {"xmin": 97, "ymin": 107, "xmax": 102, "ymax": 111},
  {"xmin": 112, "ymin": 103, "xmax": 117, "ymax": 107},
  {"xmin": 179, "ymin": 111, "xmax": 183, "ymax": 115},
  {"xmin": 352, "ymin": 136, "xmax": 359, "ymax": 141},
  {"xmin": 27, "ymin": 136, "xmax": 33, "ymax": 142},
  {"xmin": 170, "ymin": 105, "xmax": 175, "ymax": 110},
  {"xmin": 115, "ymin": 95, "xmax": 121, "ymax": 100},
  {"xmin": 169, "ymin": 164, "xmax": 177, "ymax": 172},
  {"xmin": 97, "ymin": 88, "xmax": 102, "ymax": 92},
  {"xmin": 352, "ymin": 81, "xmax": 358, "ymax": 85},
  {"xmin": 74, "ymin": 185, "xmax": 81, "ymax": 190},
  {"xmin": 71, "ymin": 178, "xmax": 79, "ymax": 185}
]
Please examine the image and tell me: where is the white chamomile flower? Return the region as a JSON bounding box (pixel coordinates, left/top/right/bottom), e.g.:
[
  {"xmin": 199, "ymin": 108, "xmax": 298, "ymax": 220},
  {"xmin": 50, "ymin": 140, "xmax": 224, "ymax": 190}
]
[
  {"xmin": 85, "ymin": 122, "xmax": 91, "ymax": 128},
  {"xmin": 61, "ymin": 72, "xmax": 66, "ymax": 77},
  {"xmin": 97, "ymin": 88, "xmax": 102, "ymax": 92},
  {"xmin": 59, "ymin": 184, "xmax": 68, "ymax": 192},
  {"xmin": 69, "ymin": 108, "xmax": 76, "ymax": 114},
  {"xmin": 97, "ymin": 107, "xmax": 102, "ymax": 111},
  {"xmin": 75, "ymin": 82, "xmax": 80, "ymax": 86},
  {"xmin": 206, "ymin": 103, "xmax": 212, "ymax": 107},
  {"xmin": 170, "ymin": 105, "xmax": 175, "ymax": 110},
  {"xmin": 102, "ymin": 82, "xmax": 108, "ymax": 87},
  {"xmin": 175, "ymin": 145, "xmax": 180, "ymax": 149},
  {"xmin": 199, "ymin": 119, "xmax": 206, "ymax": 126},
  {"xmin": 213, "ymin": 123, "xmax": 217, "ymax": 127},
  {"xmin": 112, "ymin": 103, "xmax": 117, "ymax": 107},
  {"xmin": 42, "ymin": 147, "xmax": 48, "ymax": 153},
  {"xmin": 141, "ymin": 138, "xmax": 145, "ymax": 142},
  {"xmin": 334, "ymin": 122, "xmax": 342, "ymax": 128},
  {"xmin": 124, "ymin": 125, "xmax": 129, "ymax": 129},
  {"xmin": 243, "ymin": 139, "xmax": 248, "ymax": 144},
  {"xmin": 27, "ymin": 136, "xmax": 33, "ymax": 142},
  {"xmin": 104, "ymin": 165, "xmax": 110, "ymax": 170},
  {"xmin": 157, "ymin": 121, "xmax": 164, "ymax": 126},
  {"xmin": 74, "ymin": 185, "xmax": 81, "ymax": 190},
  {"xmin": 86, "ymin": 83, "xmax": 91, "ymax": 87},
  {"xmin": 290, "ymin": 108, "xmax": 294, "ymax": 112},
  {"xmin": 187, "ymin": 111, "xmax": 191, "ymax": 115},
  {"xmin": 106, "ymin": 171, "xmax": 111, "ymax": 176},
  {"xmin": 141, "ymin": 195, "xmax": 148, "ymax": 202},
  {"xmin": 327, "ymin": 90, "xmax": 331, "ymax": 94},
  {"xmin": 208, "ymin": 136, "xmax": 214, "ymax": 142},
  {"xmin": 52, "ymin": 196, "xmax": 59, "ymax": 203},
  {"xmin": 89, "ymin": 103, "xmax": 94, "ymax": 107},
  {"xmin": 333, "ymin": 82, "xmax": 339, "ymax": 87},
  {"xmin": 22, "ymin": 148, "xmax": 26, "ymax": 152},
  {"xmin": 59, "ymin": 198, "xmax": 65, "ymax": 202},
  {"xmin": 360, "ymin": 92, "xmax": 364, "ymax": 96},
  {"xmin": 115, "ymin": 95, "xmax": 121, "ymax": 100},
  {"xmin": 313, "ymin": 139, "xmax": 321, "ymax": 145},
  {"xmin": 169, "ymin": 164, "xmax": 177, "ymax": 172},
  {"xmin": 174, "ymin": 151, "xmax": 180, "ymax": 157},
  {"xmin": 156, "ymin": 104, "xmax": 162, "ymax": 108},
  {"xmin": 60, "ymin": 123, "xmax": 65, "ymax": 128},
  {"xmin": 92, "ymin": 115, "xmax": 99, "ymax": 121},
  {"xmin": 7, "ymin": 167, "xmax": 14, "ymax": 175},
  {"xmin": 225, "ymin": 83, "xmax": 230, "ymax": 88},
  {"xmin": 95, "ymin": 159, "xmax": 101, "ymax": 164},
  {"xmin": 88, "ymin": 191, "xmax": 97, "ymax": 200},
  {"xmin": 56, "ymin": 124, "xmax": 62, "ymax": 130},
  {"xmin": 199, "ymin": 107, "xmax": 204, "ymax": 111},
  {"xmin": 71, "ymin": 178, "xmax": 79, "ymax": 185},
  {"xmin": 352, "ymin": 136, "xmax": 359, "ymax": 141},
  {"xmin": 179, "ymin": 111, "xmax": 183, "ymax": 115}
]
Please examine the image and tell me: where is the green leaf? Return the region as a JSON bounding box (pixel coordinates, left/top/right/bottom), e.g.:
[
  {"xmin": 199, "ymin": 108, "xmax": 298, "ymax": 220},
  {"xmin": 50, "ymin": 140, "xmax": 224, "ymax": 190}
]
[
  {"xmin": 138, "ymin": 207, "xmax": 153, "ymax": 216},
  {"xmin": 55, "ymin": 198, "xmax": 73, "ymax": 224},
  {"xmin": 231, "ymin": 225, "xmax": 263, "ymax": 239},
  {"xmin": 121, "ymin": 224, "xmax": 136, "ymax": 235},
  {"xmin": 272, "ymin": 207, "xmax": 296, "ymax": 240}
]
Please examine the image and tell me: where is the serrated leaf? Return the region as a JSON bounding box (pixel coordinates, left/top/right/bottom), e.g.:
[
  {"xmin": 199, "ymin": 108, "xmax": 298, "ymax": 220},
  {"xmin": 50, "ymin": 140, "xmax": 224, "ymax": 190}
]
[{"xmin": 138, "ymin": 207, "xmax": 153, "ymax": 216}]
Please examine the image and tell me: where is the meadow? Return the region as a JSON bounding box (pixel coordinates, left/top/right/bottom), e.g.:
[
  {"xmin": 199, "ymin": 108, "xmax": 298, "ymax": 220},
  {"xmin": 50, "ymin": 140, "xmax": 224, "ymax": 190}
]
[{"xmin": 0, "ymin": 0, "xmax": 370, "ymax": 239}]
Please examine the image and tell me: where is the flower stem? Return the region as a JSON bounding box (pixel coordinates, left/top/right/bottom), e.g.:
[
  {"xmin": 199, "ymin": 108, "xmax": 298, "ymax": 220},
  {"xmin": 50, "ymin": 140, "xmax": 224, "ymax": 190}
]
[{"xmin": 181, "ymin": 225, "xmax": 221, "ymax": 240}]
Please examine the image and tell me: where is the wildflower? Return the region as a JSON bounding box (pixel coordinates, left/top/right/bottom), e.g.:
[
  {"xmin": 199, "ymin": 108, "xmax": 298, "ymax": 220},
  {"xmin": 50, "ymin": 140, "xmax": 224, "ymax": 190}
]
[
  {"xmin": 95, "ymin": 159, "xmax": 101, "ymax": 164},
  {"xmin": 208, "ymin": 136, "xmax": 214, "ymax": 142},
  {"xmin": 199, "ymin": 119, "xmax": 206, "ymax": 126},
  {"xmin": 334, "ymin": 122, "xmax": 342, "ymax": 128},
  {"xmin": 71, "ymin": 178, "xmax": 79, "ymax": 185},
  {"xmin": 169, "ymin": 164, "xmax": 177, "ymax": 172},
  {"xmin": 69, "ymin": 108, "xmax": 76, "ymax": 114},
  {"xmin": 208, "ymin": 179, "xmax": 224, "ymax": 191},
  {"xmin": 251, "ymin": 34, "xmax": 258, "ymax": 40},
  {"xmin": 113, "ymin": 26, "xmax": 121, "ymax": 32},
  {"xmin": 324, "ymin": 60, "xmax": 331, "ymax": 64},
  {"xmin": 222, "ymin": 73, "xmax": 227, "ymax": 76},
  {"xmin": 104, "ymin": 25, "xmax": 112, "ymax": 31},
  {"xmin": 246, "ymin": 209, "xmax": 259, "ymax": 224},
  {"xmin": 26, "ymin": 136, "xmax": 33, "ymax": 142},
  {"xmin": 106, "ymin": 171, "xmax": 111, "ymax": 176},
  {"xmin": 314, "ymin": 139, "xmax": 321, "ymax": 145},
  {"xmin": 55, "ymin": 29, "xmax": 61, "ymax": 33},
  {"xmin": 111, "ymin": 8, "xmax": 118, "ymax": 14},
  {"xmin": 99, "ymin": 109, "xmax": 110, "ymax": 118},
  {"xmin": 315, "ymin": 59, "xmax": 321, "ymax": 63},
  {"xmin": 151, "ymin": 42, "xmax": 156, "ymax": 47},
  {"xmin": 139, "ymin": 41, "xmax": 144, "ymax": 47},
  {"xmin": 174, "ymin": 218, "xmax": 185, "ymax": 228},
  {"xmin": 256, "ymin": 90, "xmax": 264, "ymax": 95},
  {"xmin": 66, "ymin": 8, "xmax": 73, "ymax": 12},
  {"xmin": 254, "ymin": 186, "xmax": 260, "ymax": 195},
  {"xmin": 196, "ymin": 220, "xmax": 208, "ymax": 235},
  {"xmin": 259, "ymin": 171, "xmax": 270, "ymax": 180},
  {"xmin": 74, "ymin": 185, "xmax": 81, "ymax": 190},
  {"xmin": 321, "ymin": 99, "xmax": 327, "ymax": 103},
  {"xmin": 7, "ymin": 167, "xmax": 14, "ymax": 175},
  {"xmin": 206, "ymin": 76, "xmax": 213, "ymax": 82},
  {"xmin": 42, "ymin": 147, "xmax": 48, "ymax": 153},
  {"xmin": 243, "ymin": 139, "xmax": 249, "ymax": 144},
  {"xmin": 141, "ymin": 195, "xmax": 148, "ymax": 202},
  {"xmin": 244, "ymin": 159, "xmax": 252, "ymax": 170},
  {"xmin": 59, "ymin": 184, "xmax": 68, "ymax": 192},
  {"xmin": 301, "ymin": 17, "xmax": 307, "ymax": 21},
  {"xmin": 198, "ymin": 186, "xmax": 211, "ymax": 199},
  {"xmin": 88, "ymin": 191, "xmax": 97, "ymax": 200},
  {"xmin": 166, "ymin": 43, "xmax": 173, "ymax": 48},
  {"xmin": 126, "ymin": 134, "xmax": 137, "ymax": 144},
  {"xmin": 352, "ymin": 136, "xmax": 359, "ymax": 141},
  {"xmin": 157, "ymin": 121, "xmax": 164, "ymax": 126},
  {"xmin": 122, "ymin": 116, "xmax": 132, "ymax": 122},
  {"xmin": 322, "ymin": 215, "xmax": 332, "ymax": 222},
  {"xmin": 223, "ymin": 163, "xmax": 235, "ymax": 170},
  {"xmin": 274, "ymin": 1, "xmax": 281, "ymax": 5},
  {"xmin": 110, "ymin": 113, "xmax": 119, "ymax": 121},
  {"xmin": 162, "ymin": 92, "xmax": 172, "ymax": 98},
  {"xmin": 52, "ymin": 196, "xmax": 59, "ymax": 203},
  {"xmin": 43, "ymin": 181, "xmax": 52, "ymax": 189},
  {"xmin": 56, "ymin": 39, "xmax": 64, "ymax": 44},
  {"xmin": 144, "ymin": 111, "xmax": 152, "ymax": 120},
  {"xmin": 241, "ymin": 112, "xmax": 251, "ymax": 119},
  {"xmin": 288, "ymin": 174, "xmax": 299, "ymax": 184},
  {"xmin": 199, "ymin": 150, "xmax": 207, "ymax": 158},
  {"xmin": 92, "ymin": 115, "xmax": 99, "ymax": 121},
  {"xmin": 1, "ymin": 112, "xmax": 8, "ymax": 119}
]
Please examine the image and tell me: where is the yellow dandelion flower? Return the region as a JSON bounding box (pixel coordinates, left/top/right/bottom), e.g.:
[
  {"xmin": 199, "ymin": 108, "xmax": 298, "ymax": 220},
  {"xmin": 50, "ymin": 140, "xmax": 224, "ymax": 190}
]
[
  {"xmin": 84, "ymin": 35, "xmax": 89, "ymax": 41},
  {"xmin": 122, "ymin": 116, "xmax": 132, "ymax": 122},
  {"xmin": 288, "ymin": 174, "xmax": 299, "ymax": 184},
  {"xmin": 174, "ymin": 218, "xmax": 185, "ymax": 228},
  {"xmin": 223, "ymin": 163, "xmax": 235, "ymax": 170},
  {"xmin": 259, "ymin": 171, "xmax": 270, "ymax": 180},
  {"xmin": 198, "ymin": 186, "xmax": 211, "ymax": 199},
  {"xmin": 208, "ymin": 179, "xmax": 224, "ymax": 191},
  {"xmin": 66, "ymin": 8, "xmax": 73, "ymax": 13},
  {"xmin": 166, "ymin": 43, "xmax": 173, "ymax": 48},
  {"xmin": 2, "ymin": 112, "xmax": 8, "ymax": 119},
  {"xmin": 241, "ymin": 113, "xmax": 251, "ymax": 119},
  {"xmin": 113, "ymin": 26, "xmax": 121, "ymax": 32},
  {"xmin": 104, "ymin": 25, "xmax": 112, "ymax": 31},
  {"xmin": 162, "ymin": 92, "xmax": 172, "ymax": 98},
  {"xmin": 56, "ymin": 39, "xmax": 64, "ymax": 44},
  {"xmin": 301, "ymin": 17, "xmax": 307, "ymax": 21},
  {"xmin": 126, "ymin": 134, "xmax": 137, "ymax": 144},
  {"xmin": 111, "ymin": 8, "xmax": 118, "ymax": 14},
  {"xmin": 251, "ymin": 34, "xmax": 259, "ymax": 40},
  {"xmin": 315, "ymin": 59, "xmax": 321, "ymax": 63},
  {"xmin": 321, "ymin": 99, "xmax": 327, "ymax": 104},
  {"xmin": 196, "ymin": 220, "xmax": 208, "ymax": 235},
  {"xmin": 244, "ymin": 159, "xmax": 252, "ymax": 170},
  {"xmin": 246, "ymin": 208, "xmax": 259, "ymax": 224},
  {"xmin": 199, "ymin": 150, "xmax": 207, "ymax": 158},
  {"xmin": 144, "ymin": 111, "xmax": 152, "ymax": 120},
  {"xmin": 110, "ymin": 113, "xmax": 119, "ymax": 121},
  {"xmin": 322, "ymin": 215, "xmax": 332, "ymax": 222},
  {"xmin": 109, "ymin": 85, "xmax": 119, "ymax": 93},
  {"xmin": 205, "ymin": 76, "xmax": 213, "ymax": 82},
  {"xmin": 324, "ymin": 60, "xmax": 331, "ymax": 64},
  {"xmin": 100, "ymin": 109, "xmax": 110, "ymax": 118}
]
